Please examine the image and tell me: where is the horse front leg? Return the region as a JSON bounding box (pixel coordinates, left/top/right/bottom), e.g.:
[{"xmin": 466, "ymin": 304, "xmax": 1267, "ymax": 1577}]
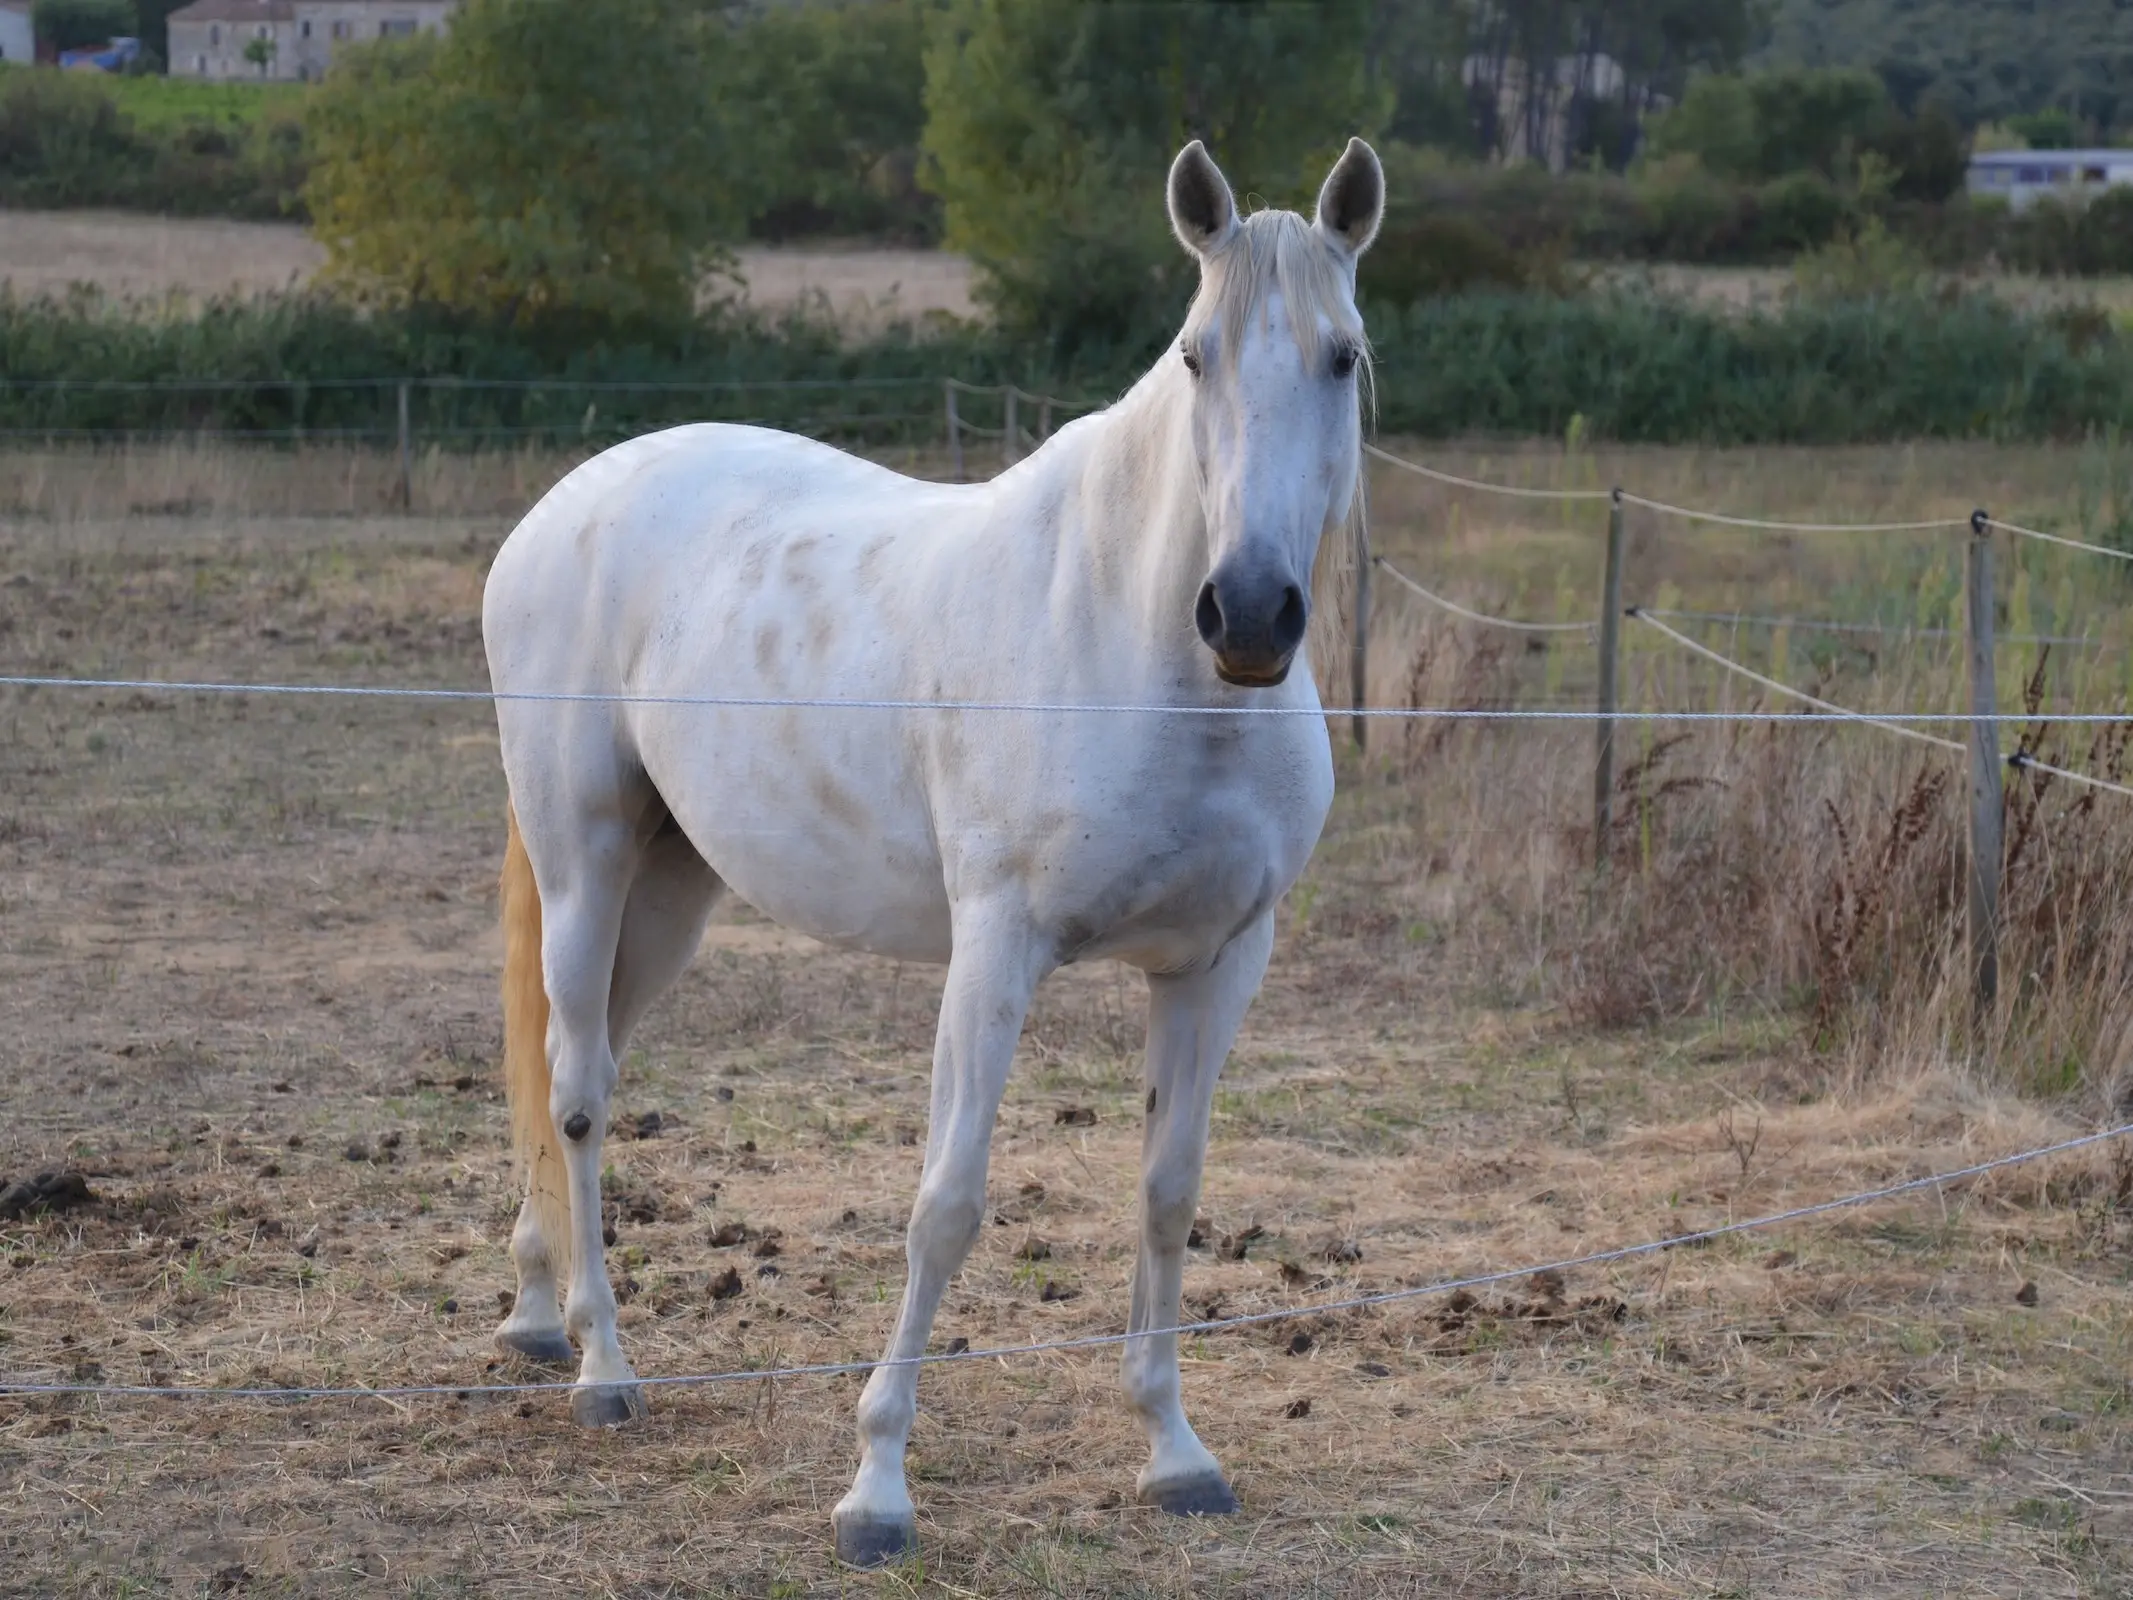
[
  {"xmin": 832, "ymin": 906, "xmax": 1047, "ymax": 1567},
  {"xmin": 1122, "ymin": 913, "xmax": 1274, "ymax": 1514}
]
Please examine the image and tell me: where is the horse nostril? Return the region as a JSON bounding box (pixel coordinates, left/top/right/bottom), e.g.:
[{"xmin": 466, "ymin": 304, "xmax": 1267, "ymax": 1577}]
[
  {"xmin": 1195, "ymin": 580, "xmax": 1225, "ymax": 648},
  {"xmin": 1272, "ymin": 584, "xmax": 1308, "ymax": 652}
]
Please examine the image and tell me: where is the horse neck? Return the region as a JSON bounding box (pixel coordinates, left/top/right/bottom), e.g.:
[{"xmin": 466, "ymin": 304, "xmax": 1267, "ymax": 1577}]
[{"xmin": 1068, "ymin": 365, "xmax": 1208, "ymax": 662}]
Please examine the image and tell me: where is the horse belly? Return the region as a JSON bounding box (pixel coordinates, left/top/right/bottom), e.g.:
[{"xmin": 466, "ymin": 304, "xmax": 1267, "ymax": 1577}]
[{"xmin": 653, "ymin": 735, "xmax": 954, "ymax": 965}]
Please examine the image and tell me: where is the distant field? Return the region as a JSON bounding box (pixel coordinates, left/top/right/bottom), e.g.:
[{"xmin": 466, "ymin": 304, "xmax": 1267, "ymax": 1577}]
[
  {"xmin": 0, "ymin": 209, "xmax": 323, "ymax": 299},
  {"xmin": 0, "ymin": 208, "xmax": 979, "ymax": 323},
  {"xmin": 5, "ymin": 205, "xmax": 2129, "ymax": 333}
]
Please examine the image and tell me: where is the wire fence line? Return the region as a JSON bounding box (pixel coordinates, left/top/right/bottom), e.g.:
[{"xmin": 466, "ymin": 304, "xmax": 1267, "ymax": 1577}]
[
  {"xmin": 1616, "ymin": 492, "xmax": 1970, "ymax": 535},
  {"xmin": 2009, "ymin": 751, "xmax": 2133, "ymax": 801},
  {"xmin": 1363, "ymin": 443, "xmax": 1612, "ymax": 502},
  {"xmin": 1629, "ymin": 609, "xmax": 1965, "ymax": 755},
  {"xmin": 5, "ymin": 1121, "xmax": 2125, "ymax": 1406},
  {"xmin": 1630, "ymin": 610, "xmax": 2133, "ymax": 803},
  {"xmin": 1637, "ymin": 609, "xmax": 2101, "ymax": 651},
  {"xmin": 1984, "ymin": 514, "xmax": 2133, "ymax": 565},
  {"xmin": 4, "ymin": 672, "xmax": 2131, "ymax": 727},
  {"xmin": 1372, "ymin": 556, "xmax": 1595, "ymax": 636}
]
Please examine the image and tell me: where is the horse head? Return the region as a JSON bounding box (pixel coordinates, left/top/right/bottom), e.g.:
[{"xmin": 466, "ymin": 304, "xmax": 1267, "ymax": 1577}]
[{"xmin": 1167, "ymin": 136, "xmax": 1383, "ymax": 688}]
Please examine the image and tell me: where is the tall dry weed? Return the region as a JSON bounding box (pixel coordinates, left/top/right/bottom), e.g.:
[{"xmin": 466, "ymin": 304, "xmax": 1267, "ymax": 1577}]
[{"xmin": 1352, "ymin": 617, "xmax": 2133, "ymax": 1107}]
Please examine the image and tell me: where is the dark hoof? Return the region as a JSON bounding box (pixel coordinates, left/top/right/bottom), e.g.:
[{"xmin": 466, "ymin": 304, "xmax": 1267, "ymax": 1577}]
[
  {"xmin": 1142, "ymin": 1473, "xmax": 1239, "ymax": 1516},
  {"xmin": 834, "ymin": 1516, "xmax": 918, "ymax": 1569},
  {"xmin": 494, "ymin": 1327, "xmax": 576, "ymax": 1367},
  {"xmin": 569, "ymin": 1381, "xmax": 645, "ymax": 1428}
]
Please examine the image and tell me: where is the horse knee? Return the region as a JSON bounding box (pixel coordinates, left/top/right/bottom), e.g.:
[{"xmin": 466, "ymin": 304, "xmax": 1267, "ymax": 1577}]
[
  {"xmin": 1141, "ymin": 1167, "xmax": 1201, "ymax": 1243},
  {"xmin": 907, "ymin": 1183, "xmax": 984, "ymax": 1268}
]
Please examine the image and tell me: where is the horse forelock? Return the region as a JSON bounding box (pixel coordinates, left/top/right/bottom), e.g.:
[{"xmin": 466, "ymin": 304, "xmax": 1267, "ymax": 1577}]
[
  {"xmin": 1183, "ymin": 209, "xmax": 1368, "ymax": 376},
  {"xmin": 1178, "ymin": 207, "xmax": 1367, "ymax": 681}
]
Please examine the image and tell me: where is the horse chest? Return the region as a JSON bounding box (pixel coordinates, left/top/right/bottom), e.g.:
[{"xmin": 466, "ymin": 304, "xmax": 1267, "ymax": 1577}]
[{"xmin": 948, "ymin": 718, "xmax": 1333, "ymax": 969}]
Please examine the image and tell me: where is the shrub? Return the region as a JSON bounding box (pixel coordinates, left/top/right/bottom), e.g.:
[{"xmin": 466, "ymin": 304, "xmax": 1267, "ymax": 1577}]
[
  {"xmin": 1753, "ymin": 170, "xmax": 1853, "ymax": 254},
  {"xmin": 1630, "ymin": 155, "xmax": 1754, "ymax": 262},
  {"xmin": 1360, "ymin": 211, "xmax": 1543, "ymax": 309},
  {"xmin": 1790, "ymin": 218, "xmax": 1933, "ymax": 302},
  {"xmin": 0, "ymin": 66, "xmax": 143, "ymax": 204}
]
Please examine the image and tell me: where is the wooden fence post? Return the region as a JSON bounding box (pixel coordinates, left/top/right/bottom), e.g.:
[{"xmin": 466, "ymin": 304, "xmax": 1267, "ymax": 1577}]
[
  {"xmin": 395, "ymin": 380, "xmax": 413, "ymax": 512},
  {"xmin": 1002, "ymin": 386, "xmax": 1019, "ymax": 466},
  {"xmin": 944, "ymin": 380, "xmax": 964, "ymax": 482},
  {"xmin": 1037, "ymin": 396, "xmax": 1053, "ymax": 443},
  {"xmin": 1966, "ymin": 508, "xmax": 2002, "ymax": 1024},
  {"xmin": 1592, "ymin": 488, "xmax": 1626, "ymax": 867},
  {"xmin": 1350, "ymin": 507, "xmax": 1371, "ymax": 752}
]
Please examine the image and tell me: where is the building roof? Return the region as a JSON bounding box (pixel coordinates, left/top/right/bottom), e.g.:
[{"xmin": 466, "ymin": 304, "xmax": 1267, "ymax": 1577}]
[
  {"xmin": 168, "ymin": 0, "xmax": 295, "ymax": 22},
  {"xmin": 1969, "ymin": 149, "xmax": 2133, "ymax": 167}
]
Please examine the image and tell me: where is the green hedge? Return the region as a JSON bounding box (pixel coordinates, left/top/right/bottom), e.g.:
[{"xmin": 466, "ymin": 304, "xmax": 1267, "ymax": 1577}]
[
  {"xmin": 0, "ymin": 65, "xmax": 304, "ymax": 220},
  {"xmin": 1, "ymin": 286, "xmax": 2128, "ymax": 446}
]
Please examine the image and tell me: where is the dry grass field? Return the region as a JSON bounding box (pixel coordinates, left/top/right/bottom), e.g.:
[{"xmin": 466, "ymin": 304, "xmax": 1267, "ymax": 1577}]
[
  {"xmin": 0, "ymin": 210, "xmax": 978, "ymax": 327},
  {"xmin": 2, "ymin": 438, "xmax": 2131, "ymax": 1598}
]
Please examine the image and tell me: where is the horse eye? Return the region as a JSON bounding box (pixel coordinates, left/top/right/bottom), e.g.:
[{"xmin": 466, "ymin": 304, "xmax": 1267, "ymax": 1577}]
[
  {"xmin": 1331, "ymin": 344, "xmax": 1358, "ymax": 380},
  {"xmin": 1181, "ymin": 346, "xmax": 1202, "ymax": 377}
]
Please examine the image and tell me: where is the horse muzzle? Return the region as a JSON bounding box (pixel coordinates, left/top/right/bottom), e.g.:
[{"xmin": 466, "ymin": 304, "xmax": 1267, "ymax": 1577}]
[{"xmin": 1196, "ymin": 571, "xmax": 1306, "ymax": 689}]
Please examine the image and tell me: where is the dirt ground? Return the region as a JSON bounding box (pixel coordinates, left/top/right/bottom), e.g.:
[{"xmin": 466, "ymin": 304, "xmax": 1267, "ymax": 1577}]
[{"xmin": 1, "ymin": 444, "xmax": 2130, "ymax": 1598}]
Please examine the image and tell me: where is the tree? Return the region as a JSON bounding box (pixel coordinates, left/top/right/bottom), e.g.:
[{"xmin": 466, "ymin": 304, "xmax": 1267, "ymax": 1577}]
[
  {"xmin": 32, "ymin": 0, "xmax": 134, "ymax": 53},
  {"xmin": 714, "ymin": 0, "xmax": 935, "ymax": 241},
  {"xmin": 303, "ymin": 0, "xmax": 735, "ymax": 330},
  {"xmin": 1757, "ymin": 0, "xmax": 2133, "ymax": 135},
  {"xmin": 242, "ymin": 34, "xmax": 275, "ymax": 75},
  {"xmin": 922, "ymin": 0, "xmax": 1386, "ymax": 357}
]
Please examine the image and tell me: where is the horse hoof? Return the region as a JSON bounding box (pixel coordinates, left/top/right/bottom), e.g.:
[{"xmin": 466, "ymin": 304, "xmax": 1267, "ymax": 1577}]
[
  {"xmin": 494, "ymin": 1327, "xmax": 576, "ymax": 1367},
  {"xmin": 569, "ymin": 1381, "xmax": 645, "ymax": 1429},
  {"xmin": 834, "ymin": 1515, "xmax": 918, "ymax": 1569},
  {"xmin": 1142, "ymin": 1473, "xmax": 1239, "ymax": 1516}
]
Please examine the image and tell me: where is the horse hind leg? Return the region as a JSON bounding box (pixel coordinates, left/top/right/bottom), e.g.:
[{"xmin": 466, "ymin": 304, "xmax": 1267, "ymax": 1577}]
[
  {"xmin": 496, "ymin": 810, "xmax": 721, "ymax": 1377},
  {"xmin": 607, "ymin": 813, "xmax": 723, "ymax": 1060}
]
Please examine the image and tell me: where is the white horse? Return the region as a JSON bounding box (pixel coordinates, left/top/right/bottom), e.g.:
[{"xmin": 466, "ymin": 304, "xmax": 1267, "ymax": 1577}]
[{"xmin": 481, "ymin": 136, "xmax": 1383, "ymax": 1565}]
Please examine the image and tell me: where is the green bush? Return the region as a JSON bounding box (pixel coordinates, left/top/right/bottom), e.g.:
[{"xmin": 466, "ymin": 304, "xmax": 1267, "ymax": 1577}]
[
  {"xmin": 0, "ymin": 65, "xmax": 303, "ymax": 218},
  {"xmin": 0, "ymin": 66, "xmax": 141, "ymax": 203},
  {"xmin": 1752, "ymin": 170, "xmax": 1854, "ymax": 254},
  {"xmin": 3, "ymin": 285, "xmax": 2128, "ymax": 447},
  {"xmin": 1359, "ymin": 211, "xmax": 1545, "ymax": 309},
  {"xmin": 1630, "ymin": 156, "xmax": 1755, "ymax": 261}
]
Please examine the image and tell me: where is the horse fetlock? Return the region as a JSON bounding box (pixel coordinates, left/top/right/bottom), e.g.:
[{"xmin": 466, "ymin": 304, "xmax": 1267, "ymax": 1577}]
[{"xmin": 853, "ymin": 1376, "xmax": 917, "ymax": 1446}]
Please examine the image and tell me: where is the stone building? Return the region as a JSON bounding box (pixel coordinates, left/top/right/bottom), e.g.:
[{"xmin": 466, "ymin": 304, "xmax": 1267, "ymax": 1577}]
[{"xmin": 168, "ymin": 0, "xmax": 455, "ymax": 82}]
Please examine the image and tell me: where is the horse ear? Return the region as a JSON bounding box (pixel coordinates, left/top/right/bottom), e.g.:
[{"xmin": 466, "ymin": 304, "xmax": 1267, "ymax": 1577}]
[
  {"xmin": 1315, "ymin": 137, "xmax": 1384, "ymax": 259},
  {"xmin": 1168, "ymin": 140, "xmax": 1237, "ymax": 258}
]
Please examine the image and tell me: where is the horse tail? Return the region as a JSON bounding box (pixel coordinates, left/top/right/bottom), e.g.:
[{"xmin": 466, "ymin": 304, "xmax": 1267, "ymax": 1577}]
[{"xmin": 501, "ymin": 803, "xmax": 570, "ymax": 1277}]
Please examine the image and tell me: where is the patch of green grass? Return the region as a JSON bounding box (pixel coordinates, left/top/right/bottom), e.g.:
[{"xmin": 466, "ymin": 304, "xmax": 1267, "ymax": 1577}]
[{"xmin": 105, "ymin": 74, "xmax": 306, "ymax": 135}]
